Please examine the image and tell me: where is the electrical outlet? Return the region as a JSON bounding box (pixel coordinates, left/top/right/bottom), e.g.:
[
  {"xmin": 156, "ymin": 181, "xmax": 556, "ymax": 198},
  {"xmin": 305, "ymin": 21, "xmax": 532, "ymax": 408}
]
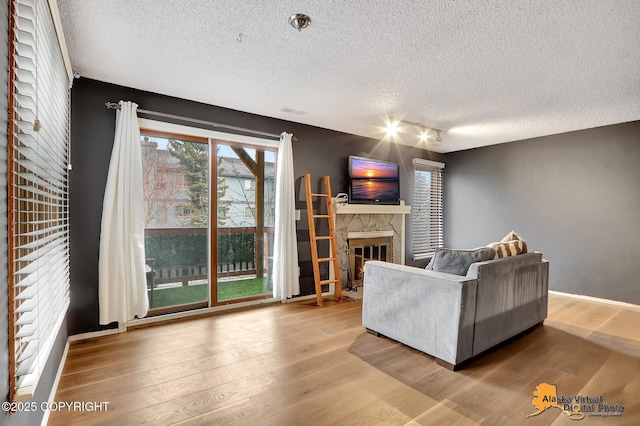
[{"xmin": 295, "ymin": 210, "xmax": 301, "ymax": 221}]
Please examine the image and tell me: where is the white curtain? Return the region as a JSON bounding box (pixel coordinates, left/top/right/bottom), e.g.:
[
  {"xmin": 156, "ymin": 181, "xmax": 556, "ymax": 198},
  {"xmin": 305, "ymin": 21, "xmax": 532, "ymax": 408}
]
[
  {"xmin": 273, "ymin": 132, "xmax": 300, "ymax": 301},
  {"xmin": 98, "ymin": 101, "xmax": 148, "ymax": 325}
]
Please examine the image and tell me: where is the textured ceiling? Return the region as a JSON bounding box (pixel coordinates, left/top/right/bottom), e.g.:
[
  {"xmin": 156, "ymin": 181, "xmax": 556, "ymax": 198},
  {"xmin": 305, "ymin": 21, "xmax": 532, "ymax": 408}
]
[{"xmin": 58, "ymin": 0, "xmax": 640, "ymax": 153}]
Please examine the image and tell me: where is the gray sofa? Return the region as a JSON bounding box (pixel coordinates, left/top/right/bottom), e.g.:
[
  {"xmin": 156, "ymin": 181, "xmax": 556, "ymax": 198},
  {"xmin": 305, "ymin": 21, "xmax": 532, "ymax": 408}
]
[{"xmin": 362, "ymin": 252, "xmax": 549, "ymax": 369}]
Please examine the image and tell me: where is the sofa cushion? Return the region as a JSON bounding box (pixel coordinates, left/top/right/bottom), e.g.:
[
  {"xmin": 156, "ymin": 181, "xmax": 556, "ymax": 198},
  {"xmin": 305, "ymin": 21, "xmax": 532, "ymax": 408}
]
[
  {"xmin": 427, "ymin": 247, "xmax": 496, "ymax": 276},
  {"xmin": 425, "ymin": 256, "xmax": 435, "ymax": 270}
]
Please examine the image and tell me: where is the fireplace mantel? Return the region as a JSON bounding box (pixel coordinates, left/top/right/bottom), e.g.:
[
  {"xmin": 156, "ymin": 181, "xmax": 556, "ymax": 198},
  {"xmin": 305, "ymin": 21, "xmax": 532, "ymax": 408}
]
[{"xmin": 334, "ymin": 200, "xmax": 411, "ymax": 215}]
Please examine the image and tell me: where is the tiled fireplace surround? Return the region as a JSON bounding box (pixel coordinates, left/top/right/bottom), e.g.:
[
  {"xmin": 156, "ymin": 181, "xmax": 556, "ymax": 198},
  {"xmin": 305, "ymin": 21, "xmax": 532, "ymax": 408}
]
[{"xmin": 333, "ymin": 201, "xmax": 411, "ymax": 289}]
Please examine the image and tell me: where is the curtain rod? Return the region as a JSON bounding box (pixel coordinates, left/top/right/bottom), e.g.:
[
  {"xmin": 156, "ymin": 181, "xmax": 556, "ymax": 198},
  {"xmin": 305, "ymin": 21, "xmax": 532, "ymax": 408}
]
[{"xmin": 105, "ymin": 102, "xmax": 295, "ymax": 141}]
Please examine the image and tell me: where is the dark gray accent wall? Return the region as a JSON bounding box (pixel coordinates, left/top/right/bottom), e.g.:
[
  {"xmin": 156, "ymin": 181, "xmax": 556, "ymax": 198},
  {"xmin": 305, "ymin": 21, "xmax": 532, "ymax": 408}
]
[
  {"xmin": 444, "ymin": 121, "xmax": 640, "ymax": 304},
  {"xmin": 69, "ymin": 78, "xmax": 443, "ymax": 335},
  {"xmin": 1, "ymin": 1, "xmax": 68, "ymax": 424}
]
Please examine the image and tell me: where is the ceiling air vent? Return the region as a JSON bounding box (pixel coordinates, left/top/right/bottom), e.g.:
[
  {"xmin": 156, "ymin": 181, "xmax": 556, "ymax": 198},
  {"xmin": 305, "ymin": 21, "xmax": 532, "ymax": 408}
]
[{"xmin": 281, "ymin": 107, "xmax": 306, "ymax": 115}]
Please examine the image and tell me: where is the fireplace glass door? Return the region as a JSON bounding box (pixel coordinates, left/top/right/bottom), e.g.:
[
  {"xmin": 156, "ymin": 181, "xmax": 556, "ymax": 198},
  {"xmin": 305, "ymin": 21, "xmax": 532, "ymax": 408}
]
[{"xmin": 348, "ymin": 237, "xmax": 393, "ymax": 288}]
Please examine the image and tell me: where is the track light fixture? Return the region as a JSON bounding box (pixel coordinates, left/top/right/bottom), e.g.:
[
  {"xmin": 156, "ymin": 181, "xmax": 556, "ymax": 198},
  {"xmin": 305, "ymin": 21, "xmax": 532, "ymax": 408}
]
[{"xmin": 387, "ymin": 117, "xmax": 443, "ymax": 144}]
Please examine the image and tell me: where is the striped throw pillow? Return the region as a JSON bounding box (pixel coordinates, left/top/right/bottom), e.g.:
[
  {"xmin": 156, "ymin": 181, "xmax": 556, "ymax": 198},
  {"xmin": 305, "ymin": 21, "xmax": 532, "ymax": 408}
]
[
  {"xmin": 501, "ymin": 230, "xmax": 528, "ymax": 253},
  {"xmin": 491, "ymin": 239, "xmax": 526, "ymax": 258},
  {"xmin": 487, "ymin": 230, "xmax": 528, "ymax": 258}
]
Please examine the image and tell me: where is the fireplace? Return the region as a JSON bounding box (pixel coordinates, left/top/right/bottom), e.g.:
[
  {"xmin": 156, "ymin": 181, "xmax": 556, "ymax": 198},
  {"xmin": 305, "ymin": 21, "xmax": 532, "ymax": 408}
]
[
  {"xmin": 333, "ymin": 201, "xmax": 411, "ymax": 290},
  {"xmin": 348, "ymin": 235, "xmax": 393, "ymax": 288}
]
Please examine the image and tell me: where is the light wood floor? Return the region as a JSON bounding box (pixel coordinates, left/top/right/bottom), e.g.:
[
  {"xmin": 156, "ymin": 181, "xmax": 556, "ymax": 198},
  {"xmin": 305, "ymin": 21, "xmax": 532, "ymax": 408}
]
[{"xmin": 49, "ymin": 293, "xmax": 640, "ymax": 425}]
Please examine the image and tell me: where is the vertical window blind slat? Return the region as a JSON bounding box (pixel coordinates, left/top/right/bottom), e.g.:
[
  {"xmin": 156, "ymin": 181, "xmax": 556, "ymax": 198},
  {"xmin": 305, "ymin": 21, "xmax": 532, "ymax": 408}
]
[
  {"xmin": 9, "ymin": 0, "xmax": 71, "ymax": 402},
  {"xmin": 412, "ymin": 159, "xmax": 444, "ymax": 260}
]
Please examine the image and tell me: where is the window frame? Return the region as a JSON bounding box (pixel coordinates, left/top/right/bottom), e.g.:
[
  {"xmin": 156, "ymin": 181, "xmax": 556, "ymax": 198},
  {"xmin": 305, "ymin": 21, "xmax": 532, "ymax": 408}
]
[
  {"xmin": 411, "ymin": 158, "xmax": 445, "ymax": 261},
  {"xmin": 138, "ymin": 121, "xmax": 280, "ymax": 313}
]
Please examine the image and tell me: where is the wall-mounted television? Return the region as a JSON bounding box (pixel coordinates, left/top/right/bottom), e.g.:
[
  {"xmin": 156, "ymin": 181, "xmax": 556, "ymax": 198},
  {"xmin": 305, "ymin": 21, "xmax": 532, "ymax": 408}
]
[{"xmin": 348, "ymin": 156, "xmax": 400, "ymax": 205}]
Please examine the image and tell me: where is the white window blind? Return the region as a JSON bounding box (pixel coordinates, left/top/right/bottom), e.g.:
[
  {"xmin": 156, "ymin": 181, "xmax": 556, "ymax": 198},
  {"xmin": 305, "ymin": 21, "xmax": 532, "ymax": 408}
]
[
  {"xmin": 412, "ymin": 159, "xmax": 444, "ymax": 260},
  {"xmin": 8, "ymin": 0, "xmax": 71, "ymax": 401}
]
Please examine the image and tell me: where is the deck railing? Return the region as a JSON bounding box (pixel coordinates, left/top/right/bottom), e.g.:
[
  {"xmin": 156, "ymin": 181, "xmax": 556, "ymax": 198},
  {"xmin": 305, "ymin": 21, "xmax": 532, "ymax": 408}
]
[{"xmin": 144, "ymin": 226, "xmax": 273, "ymax": 287}]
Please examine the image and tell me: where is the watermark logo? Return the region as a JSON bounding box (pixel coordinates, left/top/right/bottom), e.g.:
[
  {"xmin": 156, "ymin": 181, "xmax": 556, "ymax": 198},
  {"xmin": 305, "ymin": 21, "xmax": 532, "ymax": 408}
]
[
  {"xmin": 527, "ymin": 383, "xmax": 624, "ymax": 420},
  {"xmin": 2, "ymin": 401, "xmax": 109, "ymax": 413}
]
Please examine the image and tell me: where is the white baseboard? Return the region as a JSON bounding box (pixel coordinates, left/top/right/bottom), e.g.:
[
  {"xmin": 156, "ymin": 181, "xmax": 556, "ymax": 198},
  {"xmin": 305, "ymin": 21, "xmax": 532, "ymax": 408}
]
[
  {"xmin": 549, "ymin": 290, "xmax": 640, "ymax": 310},
  {"xmin": 68, "ymin": 327, "xmax": 120, "ymax": 342},
  {"xmin": 41, "ymin": 340, "xmax": 70, "ymax": 426}
]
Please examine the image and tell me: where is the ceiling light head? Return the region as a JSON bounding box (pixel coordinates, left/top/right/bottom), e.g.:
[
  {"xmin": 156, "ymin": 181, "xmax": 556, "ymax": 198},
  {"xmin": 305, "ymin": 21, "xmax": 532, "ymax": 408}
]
[
  {"xmin": 419, "ymin": 128, "xmax": 428, "ymax": 142},
  {"xmin": 435, "ymin": 130, "xmax": 442, "ymax": 142},
  {"xmin": 386, "ymin": 120, "xmax": 399, "ymax": 137},
  {"xmin": 289, "ymin": 14, "xmax": 311, "ymax": 32}
]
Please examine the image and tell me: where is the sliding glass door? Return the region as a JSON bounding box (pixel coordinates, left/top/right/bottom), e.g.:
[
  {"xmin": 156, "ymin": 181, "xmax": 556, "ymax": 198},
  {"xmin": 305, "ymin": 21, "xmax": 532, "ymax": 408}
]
[
  {"xmin": 214, "ymin": 142, "xmax": 276, "ymax": 303},
  {"xmin": 140, "ymin": 131, "xmax": 276, "ymax": 314},
  {"xmin": 141, "ymin": 134, "xmax": 210, "ymax": 312}
]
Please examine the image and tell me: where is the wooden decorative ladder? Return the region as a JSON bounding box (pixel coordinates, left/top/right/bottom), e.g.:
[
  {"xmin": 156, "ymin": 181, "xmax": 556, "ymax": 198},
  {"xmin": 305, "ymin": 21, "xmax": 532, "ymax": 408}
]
[{"xmin": 304, "ymin": 174, "xmax": 342, "ymax": 306}]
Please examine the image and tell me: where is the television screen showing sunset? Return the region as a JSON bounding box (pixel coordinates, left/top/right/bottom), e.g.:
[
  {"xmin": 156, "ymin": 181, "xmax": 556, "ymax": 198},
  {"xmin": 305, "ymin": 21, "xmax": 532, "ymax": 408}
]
[
  {"xmin": 349, "ymin": 157, "xmax": 400, "ymax": 204},
  {"xmin": 350, "ymin": 158, "xmax": 398, "ymax": 179}
]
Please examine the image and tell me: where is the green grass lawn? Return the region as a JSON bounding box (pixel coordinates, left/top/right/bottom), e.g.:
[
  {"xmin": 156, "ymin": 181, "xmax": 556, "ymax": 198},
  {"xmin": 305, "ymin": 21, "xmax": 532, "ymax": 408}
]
[{"xmin": 148, "ymin": 277, "xmax": 269, "ymax": 309}]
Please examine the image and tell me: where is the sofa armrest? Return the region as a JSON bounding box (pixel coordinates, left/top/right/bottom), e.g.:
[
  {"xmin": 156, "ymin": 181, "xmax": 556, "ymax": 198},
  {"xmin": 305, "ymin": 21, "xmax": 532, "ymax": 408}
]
[
  {"xmin": 362, "ymin": 261, "xmax": 478, "ymax": 365},
  {"xmin": 467, "ymin": 252, "xmax": 548, "ymax": 355}
]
